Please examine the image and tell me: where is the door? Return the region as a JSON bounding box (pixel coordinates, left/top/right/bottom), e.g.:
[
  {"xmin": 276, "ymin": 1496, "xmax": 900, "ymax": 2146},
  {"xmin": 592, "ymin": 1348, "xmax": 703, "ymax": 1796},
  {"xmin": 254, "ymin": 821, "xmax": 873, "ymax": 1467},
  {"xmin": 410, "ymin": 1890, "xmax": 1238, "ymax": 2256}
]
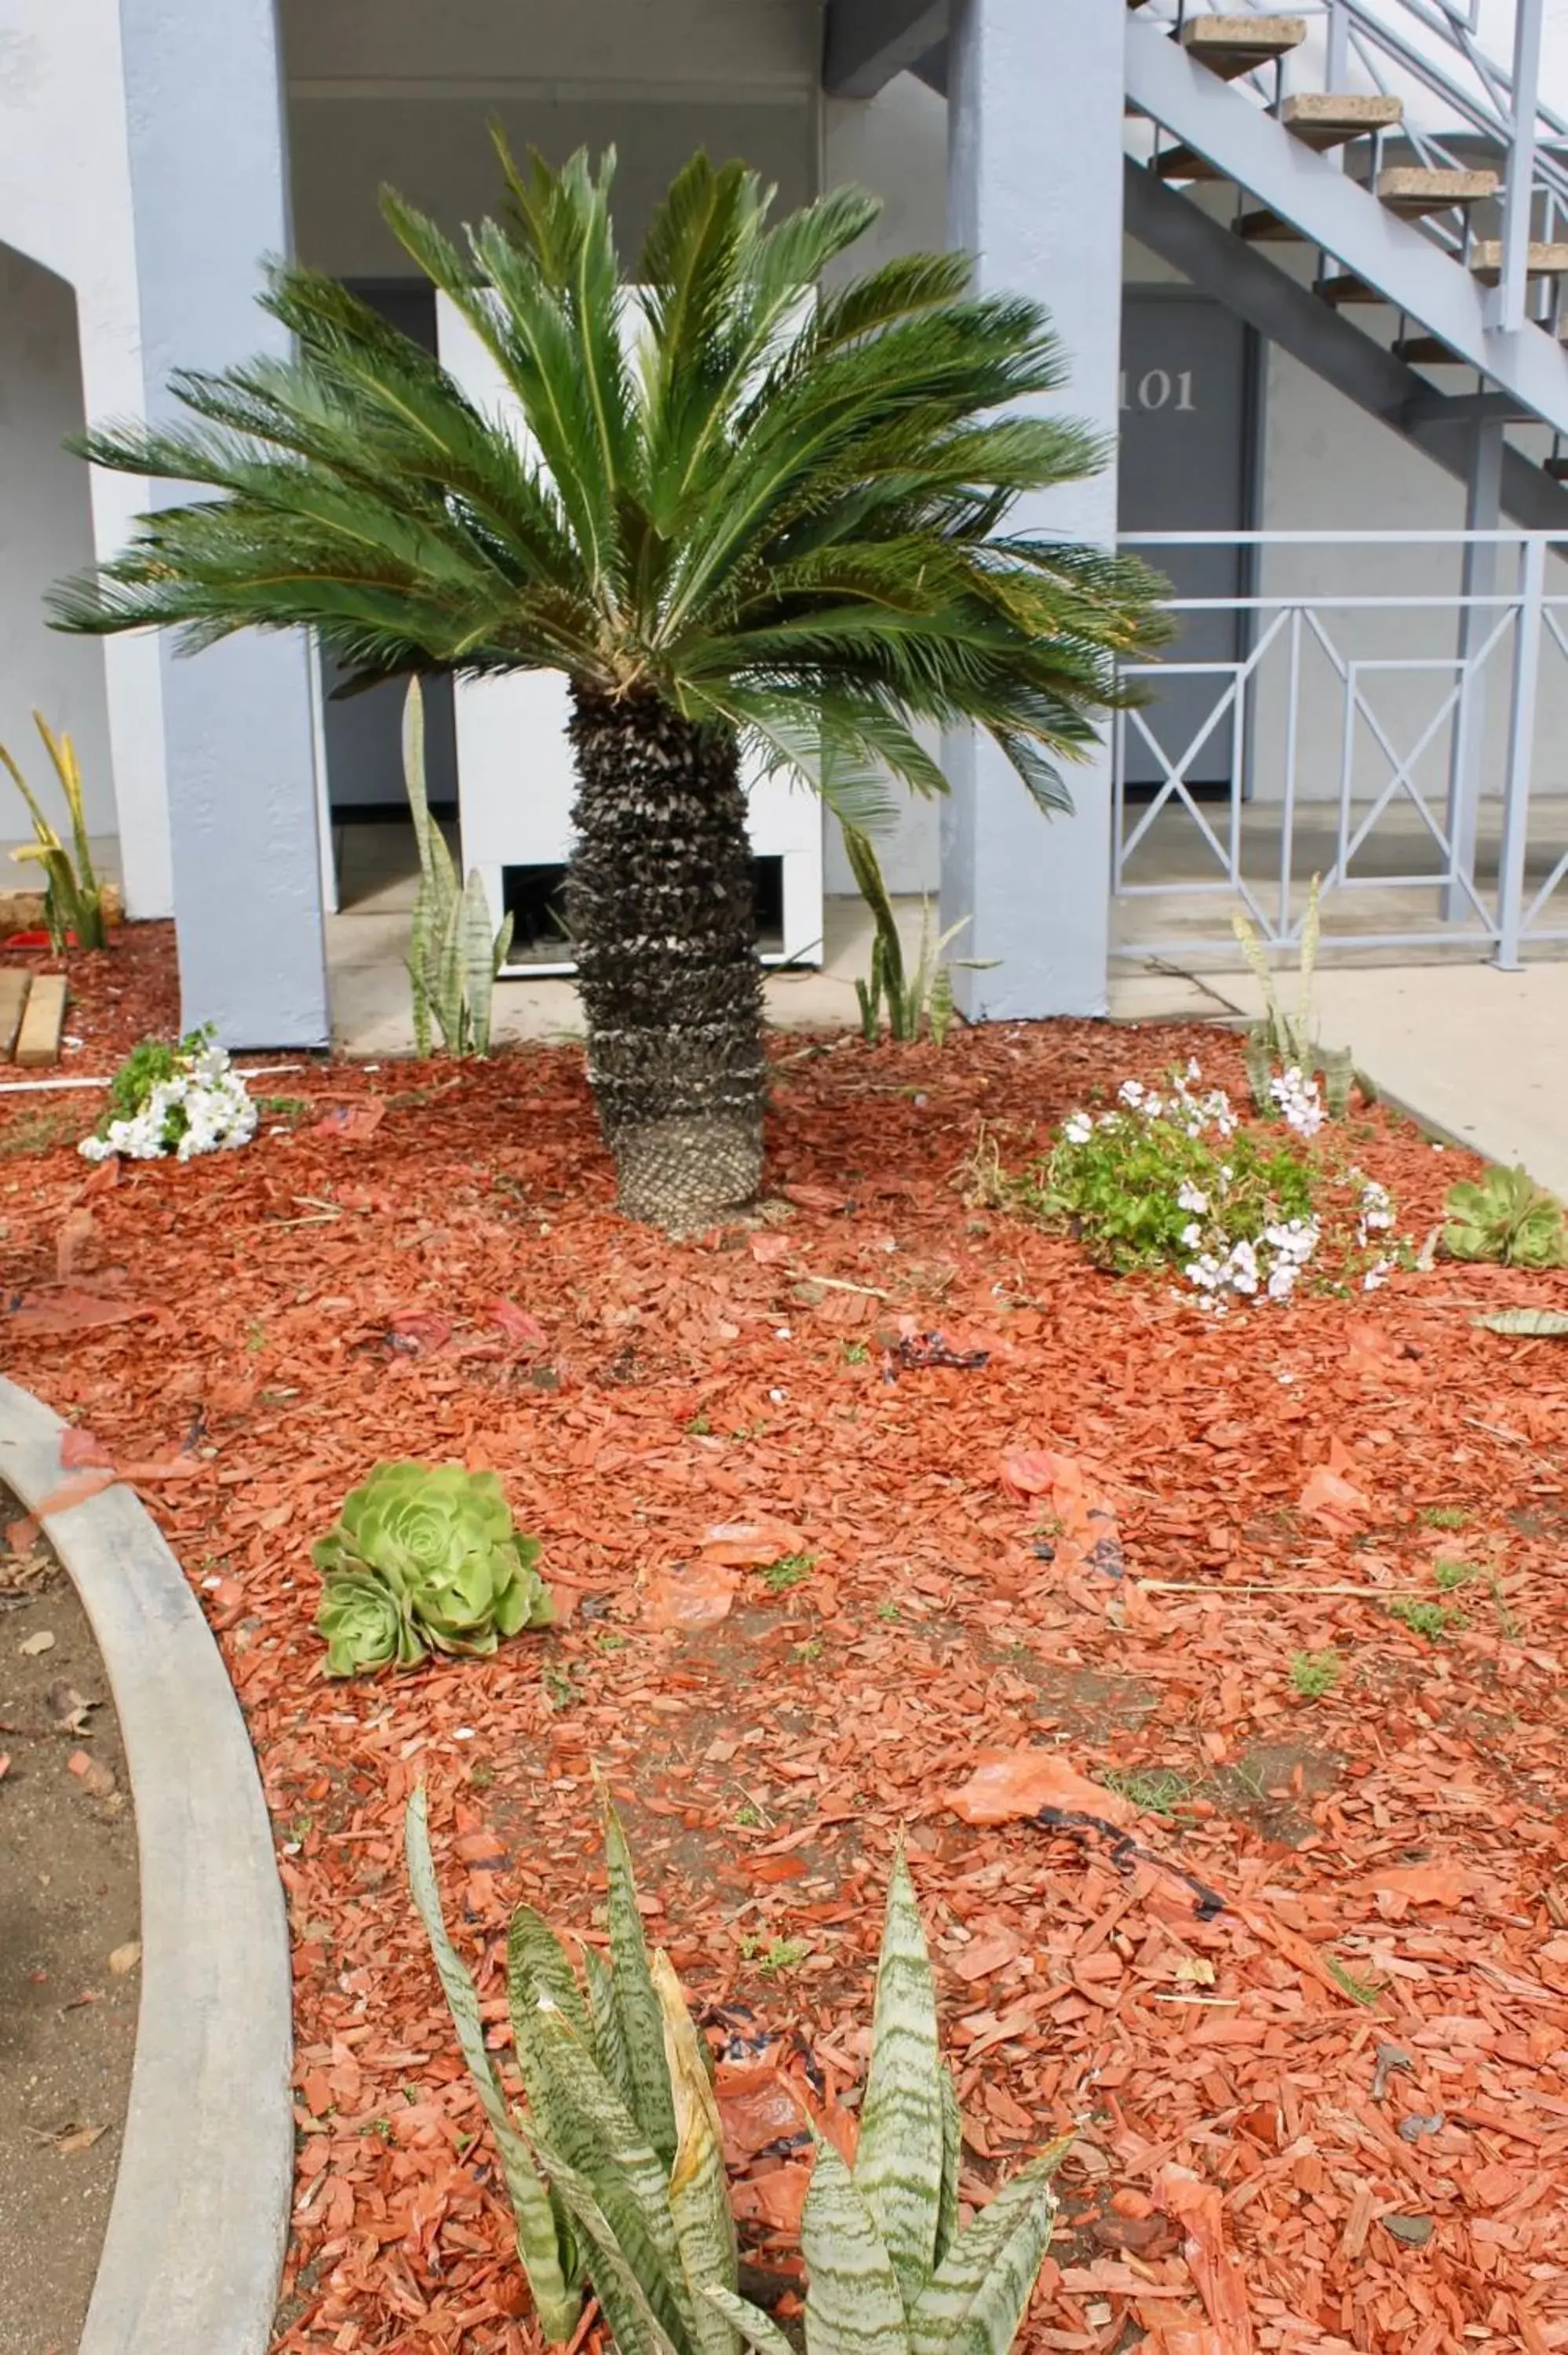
[{"xmin": 1118, "ymin": 291, "xmax": 1256, "ymax": 793}]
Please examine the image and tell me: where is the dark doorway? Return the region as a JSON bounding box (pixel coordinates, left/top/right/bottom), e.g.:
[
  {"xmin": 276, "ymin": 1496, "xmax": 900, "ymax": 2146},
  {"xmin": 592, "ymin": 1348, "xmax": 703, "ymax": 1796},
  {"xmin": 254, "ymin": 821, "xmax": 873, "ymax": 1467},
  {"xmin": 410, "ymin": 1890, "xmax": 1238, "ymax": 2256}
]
[{"xmin": 1118, "ymin": 290, "xmax": 1259, "ymax": 794}]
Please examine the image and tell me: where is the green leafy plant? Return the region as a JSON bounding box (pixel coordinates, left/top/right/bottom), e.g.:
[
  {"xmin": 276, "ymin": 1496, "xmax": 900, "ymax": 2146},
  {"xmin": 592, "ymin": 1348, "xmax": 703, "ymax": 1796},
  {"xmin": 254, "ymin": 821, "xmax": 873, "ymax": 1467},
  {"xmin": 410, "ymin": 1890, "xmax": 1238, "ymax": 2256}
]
[
  {"xmin": 841, "ymin": 824, "xmax": 991, "ymax": 1046},
  {"xmin": 314, "ymin": 1462, "xmax": 554, "ymax": 1674},
  {"xmin": 1387, "ymin": 1596, "xmax": 1460, "ymax": 1641},
  {"xmin": 1432, "ymin": 1559, "xmax": 1479, "ymax": 1594},
  {"xmin": 1442, "ymin": 1165, "xmax": 1568, "ymax": 1269},
  {"xmin": 1420, "ymin": 1504, "xmax": 1468, "ymax": 1530},
  {"xmin": 1232, "ymin": 881, "xmax": 1354, "ymax": 1119},
  {"xmin": 997, "ymin": 1063, "xmax": 1398, "ymax": 1310},
  {"xmin": 57, "ymin": 144, "xmax": 1165, "ymax": 1230},
  {"xmin": 760, "ymin": 1554, "xmax": 815, "ymax": 1594},
  {"xmin": 0, "ymin": 710, "xmax": 108, "ymax": 950},
  {"xmin": 403, "ymin": 680, "xmax": 512, "ymax": 1057},
  {"xmin": 1289, "ymin": 1649, "xmax": 1340, "ymax": 1700}
]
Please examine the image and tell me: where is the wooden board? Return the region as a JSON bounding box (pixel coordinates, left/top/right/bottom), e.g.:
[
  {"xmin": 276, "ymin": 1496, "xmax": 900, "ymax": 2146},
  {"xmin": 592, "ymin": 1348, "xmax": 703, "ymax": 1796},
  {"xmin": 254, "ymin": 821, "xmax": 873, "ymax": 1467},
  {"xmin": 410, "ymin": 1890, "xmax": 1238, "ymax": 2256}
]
[
  {"xmin": 14, "ymin": 972, "xmax": 66, "ymax": 1068},
  {"xmin": 0, "ymin": 969, "xmax": 29, "ymax": 1061}
]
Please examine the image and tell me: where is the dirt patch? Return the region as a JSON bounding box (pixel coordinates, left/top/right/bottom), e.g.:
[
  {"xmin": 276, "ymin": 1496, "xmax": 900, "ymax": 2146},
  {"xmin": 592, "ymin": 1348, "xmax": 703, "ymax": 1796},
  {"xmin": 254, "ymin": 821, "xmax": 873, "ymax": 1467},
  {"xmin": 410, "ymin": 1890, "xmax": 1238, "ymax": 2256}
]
[{"xmin": 0, "ymin": 1506, "xmax": 139, "ymax": 2355}]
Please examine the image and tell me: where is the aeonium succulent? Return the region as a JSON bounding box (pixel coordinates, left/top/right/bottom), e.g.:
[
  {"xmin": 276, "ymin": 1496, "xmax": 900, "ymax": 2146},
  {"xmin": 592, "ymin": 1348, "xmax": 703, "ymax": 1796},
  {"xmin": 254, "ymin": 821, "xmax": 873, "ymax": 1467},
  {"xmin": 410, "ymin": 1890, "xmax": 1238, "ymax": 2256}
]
[
  {"xmin": 314, "ymin": 1461, "xmax": 555, "ymax": 1674},
  {"xmin": 317, "ymin": 1566, "xmax": 427, "ymax": 1677}
]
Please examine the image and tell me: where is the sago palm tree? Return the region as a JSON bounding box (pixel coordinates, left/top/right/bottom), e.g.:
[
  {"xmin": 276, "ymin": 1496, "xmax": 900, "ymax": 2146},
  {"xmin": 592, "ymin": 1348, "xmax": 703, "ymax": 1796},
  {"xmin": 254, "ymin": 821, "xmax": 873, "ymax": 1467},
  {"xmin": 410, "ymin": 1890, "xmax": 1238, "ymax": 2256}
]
[{"xmin": 53, "ymin": 143, "xmax": 1165, "ymax": 1229}]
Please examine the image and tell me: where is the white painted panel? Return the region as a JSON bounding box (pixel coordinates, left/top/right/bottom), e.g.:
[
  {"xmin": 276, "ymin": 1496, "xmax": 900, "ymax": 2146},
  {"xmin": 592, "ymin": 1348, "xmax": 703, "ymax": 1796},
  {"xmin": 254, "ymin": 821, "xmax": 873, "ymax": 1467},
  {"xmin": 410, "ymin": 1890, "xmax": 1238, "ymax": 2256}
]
[{"xmin": 435, "ymin": 291, "xmax": 822, "ymax": 969}]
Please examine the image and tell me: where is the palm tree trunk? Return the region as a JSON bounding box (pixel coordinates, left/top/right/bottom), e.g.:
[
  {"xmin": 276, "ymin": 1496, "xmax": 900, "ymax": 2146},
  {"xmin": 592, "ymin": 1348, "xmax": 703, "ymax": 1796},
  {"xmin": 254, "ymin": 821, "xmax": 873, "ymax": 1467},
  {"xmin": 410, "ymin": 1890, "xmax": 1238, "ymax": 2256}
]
[{"xmin": 567, "ymin": 683, "xmax": 765, "ymax": 1228}]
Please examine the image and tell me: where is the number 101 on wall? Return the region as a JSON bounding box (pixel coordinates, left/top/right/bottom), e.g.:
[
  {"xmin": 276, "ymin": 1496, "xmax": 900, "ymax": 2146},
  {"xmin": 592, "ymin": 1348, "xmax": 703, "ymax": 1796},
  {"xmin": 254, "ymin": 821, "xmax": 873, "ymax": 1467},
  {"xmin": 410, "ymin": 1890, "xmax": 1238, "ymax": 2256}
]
[{"xmin": 1120, "ymin": 369, "xmax": 1197, "ymax": 411}]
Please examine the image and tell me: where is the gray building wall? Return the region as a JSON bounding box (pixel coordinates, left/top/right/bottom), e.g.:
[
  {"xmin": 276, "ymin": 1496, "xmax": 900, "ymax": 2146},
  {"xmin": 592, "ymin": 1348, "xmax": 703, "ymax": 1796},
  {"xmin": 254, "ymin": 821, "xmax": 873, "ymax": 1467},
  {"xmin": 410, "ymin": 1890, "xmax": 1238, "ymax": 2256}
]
[
  {"xmin": 120, "ymin": 0, "xmax": 327, "ymax": 1045},
  {"xmin": 0, "ymin": 246, "xmax": 117, "ymax": 842}
]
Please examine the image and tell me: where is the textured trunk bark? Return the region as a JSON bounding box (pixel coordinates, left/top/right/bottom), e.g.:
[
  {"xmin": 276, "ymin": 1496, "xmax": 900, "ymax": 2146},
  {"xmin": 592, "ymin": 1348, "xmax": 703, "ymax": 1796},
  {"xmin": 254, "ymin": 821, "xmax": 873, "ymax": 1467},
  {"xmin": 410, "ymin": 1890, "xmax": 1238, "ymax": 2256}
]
[{"xmin": 567, "ymin": 683, "xmax": 765, "ymax": 1228}]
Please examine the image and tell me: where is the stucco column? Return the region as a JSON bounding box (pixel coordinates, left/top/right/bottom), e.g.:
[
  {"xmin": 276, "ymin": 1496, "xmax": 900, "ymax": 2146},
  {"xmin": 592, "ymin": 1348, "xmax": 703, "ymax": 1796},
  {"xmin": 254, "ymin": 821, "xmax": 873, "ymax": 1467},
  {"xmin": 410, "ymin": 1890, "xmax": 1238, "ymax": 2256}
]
[
  {"xmin": 119, "ymin": 0, "xmax": 328, "ymax": 1046},
  {"xmin": 942, "ymin": 0, "xmax": 1122, "ymax": 1017}
]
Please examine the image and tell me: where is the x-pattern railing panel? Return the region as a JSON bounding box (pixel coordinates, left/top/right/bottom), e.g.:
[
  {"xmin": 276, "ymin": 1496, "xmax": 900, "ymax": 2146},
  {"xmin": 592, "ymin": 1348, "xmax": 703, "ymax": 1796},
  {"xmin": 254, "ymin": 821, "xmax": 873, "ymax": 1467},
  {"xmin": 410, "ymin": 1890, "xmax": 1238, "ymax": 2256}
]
[{"xmin": 1114, "ymin": 529, "xmax": 1568, "ymax": 963}]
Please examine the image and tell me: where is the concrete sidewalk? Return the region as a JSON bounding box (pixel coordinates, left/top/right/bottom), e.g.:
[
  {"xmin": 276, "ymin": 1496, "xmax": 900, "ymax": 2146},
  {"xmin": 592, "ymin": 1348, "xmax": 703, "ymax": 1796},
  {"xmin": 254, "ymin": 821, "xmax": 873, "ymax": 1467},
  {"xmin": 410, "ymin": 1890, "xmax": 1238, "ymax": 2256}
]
[{"xmin": 1183, "ymin": 961, "xmax": 1568, "ymax": 1197}]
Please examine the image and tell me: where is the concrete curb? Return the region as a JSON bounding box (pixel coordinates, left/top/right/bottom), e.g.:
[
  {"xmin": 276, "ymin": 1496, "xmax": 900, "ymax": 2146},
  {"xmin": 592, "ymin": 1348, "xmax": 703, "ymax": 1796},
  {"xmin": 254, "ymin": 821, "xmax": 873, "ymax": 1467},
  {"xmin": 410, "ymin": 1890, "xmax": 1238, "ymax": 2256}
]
[{"xmin": 0, "ymin": 1378, "xmax": 292, "ymax": 2355}]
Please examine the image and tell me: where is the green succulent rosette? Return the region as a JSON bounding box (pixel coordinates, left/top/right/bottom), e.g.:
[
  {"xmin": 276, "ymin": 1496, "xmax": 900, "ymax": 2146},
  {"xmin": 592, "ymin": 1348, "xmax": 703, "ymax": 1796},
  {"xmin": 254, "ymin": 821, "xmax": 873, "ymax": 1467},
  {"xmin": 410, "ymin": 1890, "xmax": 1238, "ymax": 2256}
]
[
  {"xmin": 312, "ymin": 1461, "xmax": 554, "ymax": 1673},
  {"xmin": 316, "ymin": 1566, "xmax": 426, "ymax": 1677}
]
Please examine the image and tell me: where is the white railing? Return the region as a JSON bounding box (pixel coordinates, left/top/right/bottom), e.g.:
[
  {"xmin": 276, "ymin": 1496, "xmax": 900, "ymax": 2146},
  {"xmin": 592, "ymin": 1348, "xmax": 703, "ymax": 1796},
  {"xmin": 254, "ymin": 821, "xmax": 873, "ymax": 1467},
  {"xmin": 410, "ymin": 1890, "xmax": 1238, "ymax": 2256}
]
[
  {"xmin": 1112, "ymin": 528, "xmax": 1568, "ymax": 966},
  {"xmin": 1139, "ymin": 0, "xmax": 1563, "ymax": 332}
]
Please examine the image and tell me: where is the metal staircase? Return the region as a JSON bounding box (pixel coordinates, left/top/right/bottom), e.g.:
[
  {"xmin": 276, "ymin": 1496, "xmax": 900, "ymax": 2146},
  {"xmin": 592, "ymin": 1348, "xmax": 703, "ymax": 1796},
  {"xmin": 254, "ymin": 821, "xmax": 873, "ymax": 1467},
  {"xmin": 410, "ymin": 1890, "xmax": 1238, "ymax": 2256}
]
[{"xmin": 1122, "ymin": 0, "xmax": 1568, "ymax": 520}]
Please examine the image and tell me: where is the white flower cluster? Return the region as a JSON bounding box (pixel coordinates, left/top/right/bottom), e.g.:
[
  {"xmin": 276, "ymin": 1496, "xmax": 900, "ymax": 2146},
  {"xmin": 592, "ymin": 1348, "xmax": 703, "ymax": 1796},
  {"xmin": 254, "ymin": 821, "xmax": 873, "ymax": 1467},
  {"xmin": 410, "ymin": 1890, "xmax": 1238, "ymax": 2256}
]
[
  {"xmin": 1270, "ymin": 1064, "xmax": 1324, "ymax": 1140},
  {"xmin": 1351, "ymin": 1170, "xmax": 1398, "ymax": 1289},
  {"xmin": 1116, "ymin": 1061, "xmax": 1238, "ymax": 1141},
  {"xmin": 1184, "ymin": 1214, "xmax": 1320, "ymax": 1313},
  {"xmin": 79, "ymin": 1039, "xmax": 257, "ymax": 1164}
]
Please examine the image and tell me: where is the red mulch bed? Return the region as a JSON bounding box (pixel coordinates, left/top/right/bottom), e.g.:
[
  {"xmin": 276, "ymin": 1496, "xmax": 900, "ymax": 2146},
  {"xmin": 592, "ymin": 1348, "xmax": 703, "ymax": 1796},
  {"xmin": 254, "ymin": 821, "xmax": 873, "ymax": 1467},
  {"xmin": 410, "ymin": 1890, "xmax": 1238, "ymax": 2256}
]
[{"xmin": 3, "ymin": 931, "xmax": 1568, "ymax": 2355}]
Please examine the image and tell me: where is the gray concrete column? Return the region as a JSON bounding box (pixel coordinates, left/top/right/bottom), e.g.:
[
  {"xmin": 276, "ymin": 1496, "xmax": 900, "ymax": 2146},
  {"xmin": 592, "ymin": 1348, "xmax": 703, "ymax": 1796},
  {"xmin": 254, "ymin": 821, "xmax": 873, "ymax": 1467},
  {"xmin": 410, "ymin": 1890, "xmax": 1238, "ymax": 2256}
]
[
  {"xmin": 942, "ymin": 0, "xmax": 1123, "ymax": 1017},
  {"xmin": 119, "ymin": 0, "xmax": 328, "ymax": 1046}
]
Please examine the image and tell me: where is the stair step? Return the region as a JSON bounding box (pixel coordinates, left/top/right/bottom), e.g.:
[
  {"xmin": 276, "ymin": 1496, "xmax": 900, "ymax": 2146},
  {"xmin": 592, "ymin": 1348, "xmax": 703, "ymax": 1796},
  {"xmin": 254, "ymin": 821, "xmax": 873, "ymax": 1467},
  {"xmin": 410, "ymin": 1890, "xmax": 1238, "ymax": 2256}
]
[
  {"xmin": 1180, "ymin": 14, "xmax": 1306, "ymax": 78},
  {"xmin": 1468, "ymin": 239, "xmax": 1568, "ymax": 283},
  {"xmin": 1318, "ymin": 272, "xmax": 1383, "ymax": 305},
  {"xmin": 1377, "ymin": 166, "xmax": 1499, "ymax": 218},
  {"xmin": 1238, "ymin": 208, "xmax": 1303, "ymax": 241},
  {"xmin": 1154, "ymin": 143, "xmax": 1226, "ymax": 182},
  {"xmin": 1395, "ymin": 333, "xmax": 1463, "ymax": 364},
  {"xmin": 1281, "ymin": 91, "xmax": 1404, "ymax": 149},
  {"xmin": 14, "ymin": 973, "xmax": 65, "ymax": 1070}
]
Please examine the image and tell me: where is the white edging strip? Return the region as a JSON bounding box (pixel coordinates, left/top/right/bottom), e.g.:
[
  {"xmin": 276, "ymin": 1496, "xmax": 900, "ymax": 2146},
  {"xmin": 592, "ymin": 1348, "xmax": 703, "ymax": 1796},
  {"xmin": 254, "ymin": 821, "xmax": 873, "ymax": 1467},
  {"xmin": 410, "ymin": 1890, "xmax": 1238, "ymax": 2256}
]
[{"xmin": 0, "ymin": 1378, "xmax": 291, "ymax": 2355}]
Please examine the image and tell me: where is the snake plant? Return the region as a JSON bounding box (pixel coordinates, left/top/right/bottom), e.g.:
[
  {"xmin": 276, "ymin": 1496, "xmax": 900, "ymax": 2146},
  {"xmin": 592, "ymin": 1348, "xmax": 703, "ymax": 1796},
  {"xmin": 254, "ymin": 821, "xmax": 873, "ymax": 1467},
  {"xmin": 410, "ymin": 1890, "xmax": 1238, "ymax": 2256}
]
[
  {"xmin": 409, "ymin": 1794, "xmax": 1067, "ymax": 2355},
  {"xmin": 403, "ymin": 678, "xmax": 512, "ymax": 1056},
  {"xmin": 0, "ymin": 710, "xmax": 108, "ymax": 951},
  {"xmin": 710, "ymin": 1849, "xmax": 1070, "ymax": 2355}
]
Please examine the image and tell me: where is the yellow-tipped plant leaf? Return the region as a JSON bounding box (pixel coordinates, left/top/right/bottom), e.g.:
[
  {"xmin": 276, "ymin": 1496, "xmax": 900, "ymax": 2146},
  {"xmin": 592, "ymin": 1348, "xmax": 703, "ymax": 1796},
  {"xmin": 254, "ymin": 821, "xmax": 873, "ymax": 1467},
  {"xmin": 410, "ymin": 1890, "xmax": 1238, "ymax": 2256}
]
[
  {"xmin": 852, "ymin": 1845, "xmax": 944, "ymax": 2307},
  {"xmin": 526, "ymin": 2129, "xmax": 686, "ymax": 2355},
  {"xmin": 907, "ymin": 2143, "xmax": 1071, "ymax": 2355},
  {"xmin": 653, "ymin": 1949, "xmax": 738, "ymax": 2355},
  {"xmin": 603, "ymin": 1798, "xmax": 679, "ymax": 2164},
  {"xmin": 1472, "ymin": 1308, "xmax": 1568, "ymax": 1336},
  {"xmin": 704, "ymin": 2286, "xmax": 796, "ymax": 2355},
  {"xmin": 403, "ymin": 1791, "xmax": 581, "ymax": 2342},
  {"xmin": 803, "ymin": 2134, "xmax": 911, "ymax": 2355},
  {"xmin": 524, "ymin": 1999, "xmax": 694, "ymax": 2347}
]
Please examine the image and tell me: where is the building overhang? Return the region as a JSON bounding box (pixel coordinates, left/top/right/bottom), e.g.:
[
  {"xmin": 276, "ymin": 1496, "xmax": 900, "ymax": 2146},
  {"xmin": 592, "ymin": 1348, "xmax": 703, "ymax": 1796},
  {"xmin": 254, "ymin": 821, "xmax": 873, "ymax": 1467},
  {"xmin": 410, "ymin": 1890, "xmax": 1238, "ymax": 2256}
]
[{"xmin": 822, "ymin": 0, "xmax": 950, "ymax": 98}]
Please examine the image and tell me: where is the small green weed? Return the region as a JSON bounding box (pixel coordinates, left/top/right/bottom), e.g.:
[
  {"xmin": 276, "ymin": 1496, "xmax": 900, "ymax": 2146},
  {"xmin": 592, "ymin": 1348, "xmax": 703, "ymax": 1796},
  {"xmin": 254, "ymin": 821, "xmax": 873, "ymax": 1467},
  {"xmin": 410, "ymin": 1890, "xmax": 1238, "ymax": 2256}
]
[
  {"xmin": 876, "ymin": 1599, "xmax": 902, "ymax": 1623},
  {"xmin": 735, "ymin": 1801, "xmax": 763, "ymax": 1829},
  {"xmin": 1420, "ymin": 1505, "xmax": 1469, "ymax": 1531},
  {"xmin": 761, "ymin": 1553, "xmax": 815, "ymax": 1594},
  {"xmin": 740, "ymin": 1935, "xmax": 810, "ymax": 1977},
  {"xmin": 0, "ymin": 1103, "xmax": 79, "ymax": 1159},
  {"xmin": 1491, "ymin": 1577, "xmax": 1523, "ymax": 1641},
  {"xmin": 1101, "ymin": 1766, "xmax": 1192, "ymax": 1816},
  {"xmin": 541, "ymin": 1664, "xmax": 576, "ymax": 1709},
  {"xmin": 256, "ymin": 1094, "xmax": 312, "ymax": 1121},
  {"xmin": 1432, "ymin": 1558, "xmax": 1479, "ymax": 1594},
  {"xmin": 1387, "ymin": 1596, "xmax": 1460, "ymax": 1641},
  {"xmin": 1289, "ymin": 1648, "xmax": 1341, "ymax": 1700},
  {"xmin": 1327, "ymin": 1955, "xmax": 1381, "ymax": 2008},
  {"xmin": 244, "ymin": 1320, "xmax": 268, "ymax": 1354},
  {"xmin": 686, "ymin": 1414, "xmax": 713, "ymax": 1437},
  {"xmin": 841, "ymin": 1340, "xmax": 870, "ymax": 1365},
  {"xmin": 792, "ymin": 1637, "xmax": 825, "ymax": 1663}
]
